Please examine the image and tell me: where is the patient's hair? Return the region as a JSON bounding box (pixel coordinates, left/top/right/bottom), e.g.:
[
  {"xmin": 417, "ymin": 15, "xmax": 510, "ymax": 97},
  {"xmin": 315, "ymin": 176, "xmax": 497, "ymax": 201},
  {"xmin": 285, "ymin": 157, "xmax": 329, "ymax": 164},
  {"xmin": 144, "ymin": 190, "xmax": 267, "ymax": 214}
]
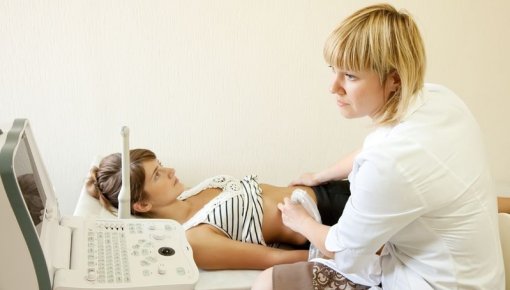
[
  {"xmin": 323, "ymin": 3, "xmax": 426, "ymax": 126},
  {"xmin": 86, "ymin": 149, "xmax": 156, "ymax": 216}
]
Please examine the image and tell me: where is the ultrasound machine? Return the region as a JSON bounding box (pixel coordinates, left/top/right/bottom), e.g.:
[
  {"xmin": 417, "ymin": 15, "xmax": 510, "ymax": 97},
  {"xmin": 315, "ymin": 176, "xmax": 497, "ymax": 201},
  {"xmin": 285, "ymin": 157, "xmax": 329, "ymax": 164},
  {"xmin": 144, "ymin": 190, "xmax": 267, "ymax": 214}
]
[{"xmin": 0, "ymin": 119, "xmax": 199, "ymax": 290}]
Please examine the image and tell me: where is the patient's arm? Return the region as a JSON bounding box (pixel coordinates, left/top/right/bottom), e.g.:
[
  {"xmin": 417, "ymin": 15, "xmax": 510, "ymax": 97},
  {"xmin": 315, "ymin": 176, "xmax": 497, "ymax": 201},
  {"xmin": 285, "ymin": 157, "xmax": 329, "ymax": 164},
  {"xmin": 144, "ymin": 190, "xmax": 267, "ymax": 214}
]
[
  {"xmin": 186, "ymin": 224, "xmax": 308, "ymax": 270},
  {"xmin": 498, "ymin": 197, "xmax": 510, "ymax": 213}
]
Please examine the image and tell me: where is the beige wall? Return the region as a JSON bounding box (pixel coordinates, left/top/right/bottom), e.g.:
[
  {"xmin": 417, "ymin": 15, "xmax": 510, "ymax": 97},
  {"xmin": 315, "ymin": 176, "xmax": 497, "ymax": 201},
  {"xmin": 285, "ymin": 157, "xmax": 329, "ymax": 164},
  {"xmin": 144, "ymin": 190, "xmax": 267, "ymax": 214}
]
[{"xmin": 1, "ymin": 0, "xmax": 509, "ymax": 214}]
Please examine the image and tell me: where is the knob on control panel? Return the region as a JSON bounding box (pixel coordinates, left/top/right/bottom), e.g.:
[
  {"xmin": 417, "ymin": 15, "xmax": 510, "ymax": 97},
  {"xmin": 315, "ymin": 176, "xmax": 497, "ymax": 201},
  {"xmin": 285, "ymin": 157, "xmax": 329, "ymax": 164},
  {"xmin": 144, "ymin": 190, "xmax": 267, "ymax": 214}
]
[{"xmin": 158, "ymin": 247, "xmax": 175, "ymax": 256}]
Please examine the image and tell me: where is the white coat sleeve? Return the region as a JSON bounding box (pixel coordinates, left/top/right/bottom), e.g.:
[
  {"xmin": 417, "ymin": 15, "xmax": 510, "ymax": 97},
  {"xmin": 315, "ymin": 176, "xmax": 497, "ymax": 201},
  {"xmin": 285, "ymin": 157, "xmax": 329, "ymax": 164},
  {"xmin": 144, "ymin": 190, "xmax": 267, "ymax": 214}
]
[{"xmin": 325, "ymin": 149, "xmax": 427, "ymax": 285}]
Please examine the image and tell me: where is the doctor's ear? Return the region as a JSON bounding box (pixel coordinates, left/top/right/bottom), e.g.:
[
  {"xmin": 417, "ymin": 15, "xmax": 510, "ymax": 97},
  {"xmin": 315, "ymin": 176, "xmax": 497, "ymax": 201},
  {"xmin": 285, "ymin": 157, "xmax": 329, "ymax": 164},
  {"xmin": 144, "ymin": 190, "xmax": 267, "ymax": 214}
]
[
  {"xmin": 133, "ymin": 201, "xmax": 152, "ymax": 213},
  {"xmin": 386, "ymin": 70, "xmax": 401, "ymax": 93}
]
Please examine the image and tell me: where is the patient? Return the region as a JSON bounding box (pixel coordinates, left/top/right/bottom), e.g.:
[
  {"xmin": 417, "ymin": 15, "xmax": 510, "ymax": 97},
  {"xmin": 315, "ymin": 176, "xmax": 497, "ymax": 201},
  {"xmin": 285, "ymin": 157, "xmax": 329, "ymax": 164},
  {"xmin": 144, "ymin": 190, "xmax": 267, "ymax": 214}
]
[
  {"xmin": 86, "ymin": 148, "xmax": 351, "ymax": 270},
  {"xmin": 87, "ymin": 149, "xmax": 510, "ymax": 270}
]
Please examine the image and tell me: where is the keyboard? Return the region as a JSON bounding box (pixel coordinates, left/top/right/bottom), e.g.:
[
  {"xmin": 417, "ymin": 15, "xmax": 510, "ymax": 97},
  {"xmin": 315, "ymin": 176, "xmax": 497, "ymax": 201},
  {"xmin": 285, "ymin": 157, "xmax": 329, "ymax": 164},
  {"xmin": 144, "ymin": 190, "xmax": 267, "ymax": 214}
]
[
  {"xmin": 53, "ymin": 218, "xmax": 199, "ymax": 290},
  {"xmin": 87, "ymin": 222, "xmax": 130, "ymax": 283}
]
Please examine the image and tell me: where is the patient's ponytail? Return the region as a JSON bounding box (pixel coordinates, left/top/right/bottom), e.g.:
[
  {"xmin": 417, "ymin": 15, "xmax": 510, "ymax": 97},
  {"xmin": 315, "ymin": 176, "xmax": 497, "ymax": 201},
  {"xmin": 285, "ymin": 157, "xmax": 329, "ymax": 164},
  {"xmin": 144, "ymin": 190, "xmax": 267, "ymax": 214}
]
[
  {"xmin": 86, "ymin": 166, "xmax": 116, "ymax": 212},
  {"xmin": 85, "ymin": 149, "xmax": 157, "ymax": 216}
]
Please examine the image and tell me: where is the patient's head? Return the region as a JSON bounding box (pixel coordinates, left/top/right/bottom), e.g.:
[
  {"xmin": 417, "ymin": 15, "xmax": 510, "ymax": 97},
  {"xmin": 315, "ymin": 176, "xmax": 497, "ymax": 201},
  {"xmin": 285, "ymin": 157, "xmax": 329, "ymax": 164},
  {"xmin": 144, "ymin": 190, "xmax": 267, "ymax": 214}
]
[{"xmin": 86, "ymin": 149, "xmax": 156, "ymax": 216}]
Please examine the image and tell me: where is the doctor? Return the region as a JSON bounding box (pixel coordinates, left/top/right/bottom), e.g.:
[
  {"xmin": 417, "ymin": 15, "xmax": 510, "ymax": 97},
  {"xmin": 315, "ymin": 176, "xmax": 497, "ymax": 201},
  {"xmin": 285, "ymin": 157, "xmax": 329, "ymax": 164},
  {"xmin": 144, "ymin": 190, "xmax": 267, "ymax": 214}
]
[{"xmin": 252, "ymin": 3, "xmax": 504, "ymax": 290}]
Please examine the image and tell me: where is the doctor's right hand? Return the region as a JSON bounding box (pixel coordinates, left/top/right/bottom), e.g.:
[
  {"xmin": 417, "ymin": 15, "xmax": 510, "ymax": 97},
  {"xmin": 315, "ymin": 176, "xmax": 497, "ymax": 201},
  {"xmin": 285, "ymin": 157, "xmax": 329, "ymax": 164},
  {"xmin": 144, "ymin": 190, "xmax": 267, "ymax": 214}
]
[{"xmin": 278, "ymin": 197, "xmax": 315, "ymax": 235}]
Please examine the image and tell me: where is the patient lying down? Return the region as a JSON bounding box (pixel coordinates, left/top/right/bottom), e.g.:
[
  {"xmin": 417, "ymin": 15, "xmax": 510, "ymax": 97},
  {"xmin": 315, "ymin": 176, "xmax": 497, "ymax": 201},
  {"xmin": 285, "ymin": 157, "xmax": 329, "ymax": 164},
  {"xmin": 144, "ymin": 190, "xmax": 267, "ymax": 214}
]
[
  {"xmin": 87, "ymin": 149, "xmax": 510, "ymax": 271},
  {"xmin": 86, "ymin": 149, "xmax": 350, "ymax": 270}
]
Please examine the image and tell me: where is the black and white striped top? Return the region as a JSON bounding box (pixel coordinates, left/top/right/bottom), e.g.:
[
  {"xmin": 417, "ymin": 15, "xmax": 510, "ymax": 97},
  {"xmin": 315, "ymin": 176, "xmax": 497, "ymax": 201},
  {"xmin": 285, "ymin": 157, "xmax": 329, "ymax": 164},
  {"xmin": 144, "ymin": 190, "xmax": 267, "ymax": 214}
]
[{"xmin": 178, "ymin": 175, "xmax": 267, "ymax": 245}]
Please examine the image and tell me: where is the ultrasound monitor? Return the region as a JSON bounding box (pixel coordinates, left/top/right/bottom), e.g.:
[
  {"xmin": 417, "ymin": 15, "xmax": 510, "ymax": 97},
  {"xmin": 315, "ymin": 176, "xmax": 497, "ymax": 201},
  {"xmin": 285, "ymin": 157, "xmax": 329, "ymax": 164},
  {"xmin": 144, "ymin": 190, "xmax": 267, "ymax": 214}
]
[{"xmin": 0, "ymin": 118, "xmax": 57, "ymax": 290}]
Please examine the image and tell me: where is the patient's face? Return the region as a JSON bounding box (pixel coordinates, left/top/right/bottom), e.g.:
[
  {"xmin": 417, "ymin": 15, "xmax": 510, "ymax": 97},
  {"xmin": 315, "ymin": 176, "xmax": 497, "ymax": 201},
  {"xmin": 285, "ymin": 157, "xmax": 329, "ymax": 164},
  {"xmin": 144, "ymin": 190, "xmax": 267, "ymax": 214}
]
[{"xmin": 142, "ymin": 159, "xmax": 185, "ymax": 208}]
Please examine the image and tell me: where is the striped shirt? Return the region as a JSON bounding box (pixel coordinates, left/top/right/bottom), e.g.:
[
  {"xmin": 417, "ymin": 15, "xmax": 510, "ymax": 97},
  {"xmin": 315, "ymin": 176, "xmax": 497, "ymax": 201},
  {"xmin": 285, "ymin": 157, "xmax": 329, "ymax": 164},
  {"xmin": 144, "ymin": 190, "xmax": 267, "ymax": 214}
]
[{"xmin": 178, "ymin": 175, "xmax": 267, "ymax": 245}]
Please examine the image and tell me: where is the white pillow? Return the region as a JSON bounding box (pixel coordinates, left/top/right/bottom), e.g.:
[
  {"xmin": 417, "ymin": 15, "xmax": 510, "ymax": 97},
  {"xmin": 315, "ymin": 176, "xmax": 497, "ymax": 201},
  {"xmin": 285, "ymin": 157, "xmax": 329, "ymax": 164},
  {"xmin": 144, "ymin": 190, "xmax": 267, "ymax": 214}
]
[
  {"xmin": 73, "ymin": 180, "xmax": 118, "ymax": 219},
  {"xmin": 73, "ymin": 156, "xmax": 132, "ymax": 219}
]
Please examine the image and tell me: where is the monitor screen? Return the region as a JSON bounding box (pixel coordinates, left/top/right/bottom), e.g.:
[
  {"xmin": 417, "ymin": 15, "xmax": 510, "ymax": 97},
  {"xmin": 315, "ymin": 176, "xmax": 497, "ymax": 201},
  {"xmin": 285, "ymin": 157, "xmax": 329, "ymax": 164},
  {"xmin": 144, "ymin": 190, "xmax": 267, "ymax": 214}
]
[{"xmin": 14, "ymin": 132, "xmax": 46, "ymax": 235}]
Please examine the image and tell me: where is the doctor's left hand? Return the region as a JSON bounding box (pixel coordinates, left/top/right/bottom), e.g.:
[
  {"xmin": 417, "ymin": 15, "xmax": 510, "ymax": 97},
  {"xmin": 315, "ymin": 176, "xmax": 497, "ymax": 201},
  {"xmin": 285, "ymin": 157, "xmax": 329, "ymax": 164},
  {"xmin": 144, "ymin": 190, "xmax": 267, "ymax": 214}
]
[{"xmin": 277, "ymin": 197, "xmax": 314, "ymax": 234}]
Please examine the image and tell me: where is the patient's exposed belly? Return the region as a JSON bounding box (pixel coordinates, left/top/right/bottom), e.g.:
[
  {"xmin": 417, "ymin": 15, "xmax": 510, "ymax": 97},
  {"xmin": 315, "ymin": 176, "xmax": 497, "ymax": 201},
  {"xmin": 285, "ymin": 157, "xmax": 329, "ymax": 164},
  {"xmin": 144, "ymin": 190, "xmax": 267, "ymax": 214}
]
[{"xmin": 259, "ymin": 184, "xmax": 317, "ymax": 245}]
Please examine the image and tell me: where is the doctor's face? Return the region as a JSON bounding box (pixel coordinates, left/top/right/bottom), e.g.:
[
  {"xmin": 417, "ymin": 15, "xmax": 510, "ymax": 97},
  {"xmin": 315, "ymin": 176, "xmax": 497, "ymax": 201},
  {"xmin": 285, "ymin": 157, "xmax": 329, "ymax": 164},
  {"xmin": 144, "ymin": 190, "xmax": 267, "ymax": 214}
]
[{"xmin": 330, "ymin": 68, "xmax": 395, "ymax": 119}]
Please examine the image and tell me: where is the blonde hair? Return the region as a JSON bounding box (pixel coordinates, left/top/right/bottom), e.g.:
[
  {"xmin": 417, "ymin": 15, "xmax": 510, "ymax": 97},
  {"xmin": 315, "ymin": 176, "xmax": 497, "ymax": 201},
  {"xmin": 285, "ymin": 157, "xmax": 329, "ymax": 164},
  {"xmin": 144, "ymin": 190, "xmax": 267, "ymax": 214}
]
[{"xmin": 324, "ymin": 3, "xmax": 426, "ymax": 125}]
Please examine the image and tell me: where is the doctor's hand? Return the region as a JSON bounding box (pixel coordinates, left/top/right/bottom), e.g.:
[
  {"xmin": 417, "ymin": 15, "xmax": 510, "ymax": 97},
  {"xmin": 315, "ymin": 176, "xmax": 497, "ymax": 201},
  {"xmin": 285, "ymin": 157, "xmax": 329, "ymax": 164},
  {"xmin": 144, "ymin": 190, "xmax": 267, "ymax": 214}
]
[
  {"xmin": 277, "ymin": 197, "xmax": 315, "ymax": 235},
  {"xmin": 289, "ymin": 172, "xmax": 320, "ymax": 187}
]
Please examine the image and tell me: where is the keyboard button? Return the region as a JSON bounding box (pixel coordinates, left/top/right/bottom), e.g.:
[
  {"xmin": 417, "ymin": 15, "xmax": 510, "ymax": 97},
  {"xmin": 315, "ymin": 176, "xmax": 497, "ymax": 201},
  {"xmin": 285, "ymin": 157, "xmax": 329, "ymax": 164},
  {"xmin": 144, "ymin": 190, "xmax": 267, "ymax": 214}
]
[{"xmin": 158, "ymin": 264, "xmax": 166, "ymax": 275}]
